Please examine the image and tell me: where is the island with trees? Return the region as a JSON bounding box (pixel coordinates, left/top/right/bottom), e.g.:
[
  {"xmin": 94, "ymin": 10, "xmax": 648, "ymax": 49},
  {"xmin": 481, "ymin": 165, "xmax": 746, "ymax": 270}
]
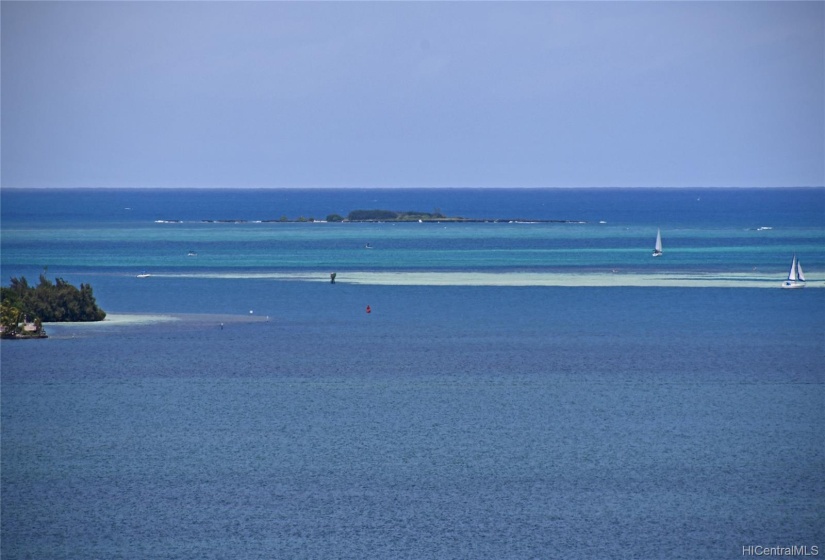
[
  {"xmin": 154, "ymin": 209, "xmax": 584, "ymax": 224},
  {"xmin": 324, "ymin": 209, "xmax": 580, "ymax": 223},
  {"xmin": 1, "ymin": 275, "xmax": 107, "ymax": 339},
  {"xmin": 326, "ymin": 209, "xmax": 448, "ymax": 222}
]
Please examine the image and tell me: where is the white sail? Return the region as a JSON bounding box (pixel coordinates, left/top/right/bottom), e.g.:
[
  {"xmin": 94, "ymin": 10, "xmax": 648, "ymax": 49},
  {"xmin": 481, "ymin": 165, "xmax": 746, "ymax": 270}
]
[
  {"xmin": 781, "ymin": 255, "xmax": 806, "ymax": 288},
  {"xmin": 653, "ymin": 228, "xmax": 663, "ymax": 256}
]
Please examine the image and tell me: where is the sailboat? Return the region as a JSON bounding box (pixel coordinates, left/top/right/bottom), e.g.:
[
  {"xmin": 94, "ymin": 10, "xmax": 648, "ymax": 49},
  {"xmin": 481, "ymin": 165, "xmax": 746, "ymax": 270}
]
[
  {"xmin": 652, "ymin": 228, "xmax": 663, "ymax": 257},
  {"xmin": 781, "ymin": 255, "xmax": 806, "ymax": 289}
]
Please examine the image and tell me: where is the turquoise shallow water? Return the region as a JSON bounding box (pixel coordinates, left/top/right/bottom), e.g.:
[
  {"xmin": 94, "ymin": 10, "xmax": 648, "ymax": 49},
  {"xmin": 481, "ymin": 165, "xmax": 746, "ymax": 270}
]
[
  {"xmin": 3, "ymin": 221, "xmax": 824, "ymax": 276},
  {"xmin": 2, "ymin": 189, "xmax": 824, "ymax": 559},
  {"xmin": 2, "ymin": 188, "xmax": 824, "ymax": 282}
]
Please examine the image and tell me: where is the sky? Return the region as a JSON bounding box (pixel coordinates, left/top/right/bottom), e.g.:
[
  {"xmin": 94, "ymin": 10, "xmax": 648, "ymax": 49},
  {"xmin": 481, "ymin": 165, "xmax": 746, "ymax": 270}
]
[{"xmin": 1, "ymin": 1, "xmax": 823, "ymax": 189}]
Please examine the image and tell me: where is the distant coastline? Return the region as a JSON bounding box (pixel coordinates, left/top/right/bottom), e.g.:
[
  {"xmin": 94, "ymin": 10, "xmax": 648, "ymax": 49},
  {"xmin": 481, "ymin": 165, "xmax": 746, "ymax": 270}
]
[
  {"xmin": 155, "ymin": 209, "xmax": 588, "ymax": 224},
  {"xmin": 155, "ymin": 218, "xmax": 587, "ymax": 224}
]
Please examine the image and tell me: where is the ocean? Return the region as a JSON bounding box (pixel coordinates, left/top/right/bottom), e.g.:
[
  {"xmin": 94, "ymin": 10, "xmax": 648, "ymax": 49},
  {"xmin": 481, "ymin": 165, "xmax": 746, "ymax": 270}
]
[{"xmin": 1, "ymin": 188, "xmax": 823, "ymax": 559}]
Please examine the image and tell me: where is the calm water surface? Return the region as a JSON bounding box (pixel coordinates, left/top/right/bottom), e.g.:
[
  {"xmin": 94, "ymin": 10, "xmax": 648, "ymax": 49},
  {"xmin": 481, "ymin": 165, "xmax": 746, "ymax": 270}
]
[{"xmin": 2, "ymin": 189, "xmax": 823, "ymax": 559}]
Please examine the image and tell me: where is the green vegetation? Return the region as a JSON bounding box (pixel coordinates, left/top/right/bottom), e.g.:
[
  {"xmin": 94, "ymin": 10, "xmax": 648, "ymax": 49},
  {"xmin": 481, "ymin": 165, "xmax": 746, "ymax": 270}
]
[
  {"xmin": 345, "ymin": 209, "xmax": 448, "ymax": 221},
  {"xmin": 0, "ymin": 301, "xmax": 45, "ymax": 338},
  {"xmin": 1, "ymin": 276, "xmax": 106, "ymax": 338}
]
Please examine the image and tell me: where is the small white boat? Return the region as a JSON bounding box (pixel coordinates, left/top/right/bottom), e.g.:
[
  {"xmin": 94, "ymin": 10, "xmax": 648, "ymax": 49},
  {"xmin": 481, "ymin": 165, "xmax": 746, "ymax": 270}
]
[
  {"xmin": 136, "ymin": 272, "xmax": 151, "ymax": 278},
  {"xmin": 652, "ymin": 228, "xmax": 663, "ymax": 257},
  {"xmin": 188, "ymin": 250, "xmax": 198, "ymax": 256},
  {"xmin": 781, "ymin": 255, "xmax": 806, "ymax": 289}
]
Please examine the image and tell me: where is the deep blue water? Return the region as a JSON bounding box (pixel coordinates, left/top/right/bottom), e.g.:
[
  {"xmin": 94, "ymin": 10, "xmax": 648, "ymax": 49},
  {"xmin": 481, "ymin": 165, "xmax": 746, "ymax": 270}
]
[
  {"xmin": 2, "ymin": 189, "xmax": 823, "ymax": 559},
  {"xmin": 3, "ymin": 187, "xmax": 824, "ymax": 227}
]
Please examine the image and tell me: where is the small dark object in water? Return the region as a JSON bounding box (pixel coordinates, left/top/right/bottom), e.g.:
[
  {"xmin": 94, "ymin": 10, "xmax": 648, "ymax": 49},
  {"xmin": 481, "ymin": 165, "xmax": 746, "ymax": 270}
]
[{"xmin": 330, "ymin": 272, "xmax": 336, "ymax": 284}]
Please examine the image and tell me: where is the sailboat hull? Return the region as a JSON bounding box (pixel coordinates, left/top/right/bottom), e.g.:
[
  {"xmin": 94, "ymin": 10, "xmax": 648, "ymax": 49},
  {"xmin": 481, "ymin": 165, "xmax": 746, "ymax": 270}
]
[{"xmin": 781, "ymin": 281, "xmax": 805, "ymax": 289}]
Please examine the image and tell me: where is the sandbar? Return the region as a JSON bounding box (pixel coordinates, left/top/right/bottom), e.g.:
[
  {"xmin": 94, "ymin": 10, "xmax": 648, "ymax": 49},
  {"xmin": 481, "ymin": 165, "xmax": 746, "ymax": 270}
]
[
  {"xmin": 45, "ymin": 312, "xmax": 271, "ymax": 328},
  {"xmin": 150, "ymin": 271, "xmax": 823, "ymax": 288}
]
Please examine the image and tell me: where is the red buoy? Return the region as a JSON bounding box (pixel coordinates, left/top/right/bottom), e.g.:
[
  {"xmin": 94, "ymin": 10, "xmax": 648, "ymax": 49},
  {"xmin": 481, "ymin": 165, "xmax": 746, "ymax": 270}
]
[{"xmin": 366, "ymin": 305, "xmax": 371, "ymax": 314}]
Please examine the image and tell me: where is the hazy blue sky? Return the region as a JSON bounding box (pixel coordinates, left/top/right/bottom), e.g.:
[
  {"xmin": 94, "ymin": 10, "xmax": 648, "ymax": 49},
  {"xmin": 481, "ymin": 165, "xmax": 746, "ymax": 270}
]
[{"xmin": 2, "ymin": 1, "xmax": 823, "ymax": 189}]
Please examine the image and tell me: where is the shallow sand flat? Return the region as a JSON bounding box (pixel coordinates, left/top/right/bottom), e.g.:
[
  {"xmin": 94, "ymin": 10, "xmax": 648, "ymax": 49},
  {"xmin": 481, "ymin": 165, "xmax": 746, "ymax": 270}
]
[
  {"xmin": 43, "ymin": 313, "xmax": 180, "ymax": 327},
  {"xmin": 44, "ymin": 312, "xmax": 270, "ymax": 328},
  {"xmin": 154, "ymin": 271, "xmax": 823, "ymax": 288},
  {"xmin": 334, "ymin": 271, "xmax": 825, "ymax": 288}
]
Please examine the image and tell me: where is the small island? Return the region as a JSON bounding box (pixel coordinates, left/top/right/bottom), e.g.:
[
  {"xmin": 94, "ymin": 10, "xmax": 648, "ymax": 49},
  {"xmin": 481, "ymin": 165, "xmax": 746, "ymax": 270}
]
[
  {"xmin": 154, "ymin": 209, "xmax": 585, "ymax": 224},
  {"xmin": 1, "ymin": 275, "xmax": 107, "ymax": 339},
  {"xmin": 326, "ymin": 209, "xmax": 582, "ymax": 224},
  {"xmin": 327, "ymin": 209, "xmax": 449, "ymax": 222}
]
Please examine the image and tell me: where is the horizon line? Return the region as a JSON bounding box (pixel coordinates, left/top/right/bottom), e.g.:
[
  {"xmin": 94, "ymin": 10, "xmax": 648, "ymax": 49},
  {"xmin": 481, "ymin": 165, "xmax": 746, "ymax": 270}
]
[{"xmin": 3, "ymin": 185, "xmax": 824, "ymax": 191}]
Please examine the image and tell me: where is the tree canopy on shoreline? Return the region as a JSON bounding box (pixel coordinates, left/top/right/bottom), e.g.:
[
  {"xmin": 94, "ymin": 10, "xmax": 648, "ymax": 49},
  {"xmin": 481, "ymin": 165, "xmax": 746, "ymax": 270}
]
[
  {"xmin": 339, "ymin": 209, "xmax": 448, "ymax": 222},
  {"xmin": 1, "ymin": 275, "xmax": 106, "ymax": 325}
]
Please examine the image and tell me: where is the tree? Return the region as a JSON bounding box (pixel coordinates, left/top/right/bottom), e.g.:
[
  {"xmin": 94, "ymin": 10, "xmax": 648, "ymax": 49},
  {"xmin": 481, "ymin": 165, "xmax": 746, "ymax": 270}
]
[
  {"xmin": 1, "ymin": 276, "xmax": 106, "ymax": 323},
  {"xmin": 347, "ymin": 209, "xmax": 399, "ymax": 221},
  {"xmin": 0, "ymin": 301, "xmax": 23, "ymax": 336}
]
